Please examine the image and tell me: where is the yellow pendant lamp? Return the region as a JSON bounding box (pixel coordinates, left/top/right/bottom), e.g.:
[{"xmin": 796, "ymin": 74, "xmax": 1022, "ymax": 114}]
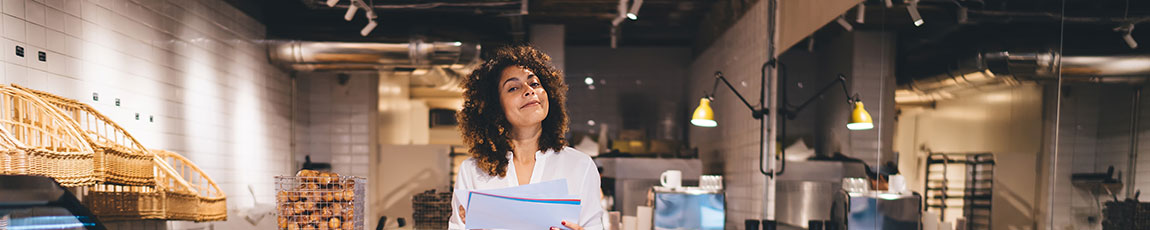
[
  {"xmin": 846, "ymin": 101, "xmax": 874, "ymax": 130},
  {"xmin": 690, "ymin": 98, "xmax": 717, "ymax": 127}
]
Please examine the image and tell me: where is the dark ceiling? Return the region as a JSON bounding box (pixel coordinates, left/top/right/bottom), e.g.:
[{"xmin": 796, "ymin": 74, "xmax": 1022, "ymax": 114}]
[
  {"xmin": 226, "ymin": 0, "xmax": 1148, "ymax": 84},
  {"xmin": 228, "ymin": 0, "xmax": 712, "ymax": 47}
]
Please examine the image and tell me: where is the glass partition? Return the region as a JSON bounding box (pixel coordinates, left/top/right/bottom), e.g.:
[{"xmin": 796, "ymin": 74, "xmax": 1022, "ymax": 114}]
[{"xmin": 1049, "ymin": 1, "xmax": 1147, "ymax": 229}]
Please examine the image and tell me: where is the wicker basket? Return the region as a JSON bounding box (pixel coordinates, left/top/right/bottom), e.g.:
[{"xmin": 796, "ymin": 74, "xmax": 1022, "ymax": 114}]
[
  {"xmin": 0, "ymin": 126, "xmax": 25, "ymax": 174},
  {"xmin": 84, "ymin": 183, "xmax": 166, "ymax": 220},
  {"xmin": 153, "ymin": 149, "xmax": 228, "ymax": 222},
  {"xmin": 84, "ymin": 150, "xmax": 229, "ymax": 222},
  {"xmin": 12, "ymin": 85, "xmax": 154, "ymax": 186},
  {"xmin": 0, "ymin": 86, "xmax": 98, "ymax": 187}
]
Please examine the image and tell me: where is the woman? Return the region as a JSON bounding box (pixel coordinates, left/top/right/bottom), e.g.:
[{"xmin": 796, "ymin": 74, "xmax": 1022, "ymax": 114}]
[{"xmin": 450, "ymin": 45, "xmax": 603, "ymax": 230}]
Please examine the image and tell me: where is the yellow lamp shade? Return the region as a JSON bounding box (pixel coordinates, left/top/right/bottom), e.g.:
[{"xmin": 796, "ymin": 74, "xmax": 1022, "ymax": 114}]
[
  {"xmin": 847, "ymin": 101, "xmax": 874, "ymax": 130},
  {"xmin": 691, "ymin": 98, "xmax": 717, "ymax": 127}
]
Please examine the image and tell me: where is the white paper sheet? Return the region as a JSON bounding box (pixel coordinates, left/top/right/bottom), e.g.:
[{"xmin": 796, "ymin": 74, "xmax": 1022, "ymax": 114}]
[{"xmin": 455, "ymin": 179, "xmax": 580, "ymax": 229}]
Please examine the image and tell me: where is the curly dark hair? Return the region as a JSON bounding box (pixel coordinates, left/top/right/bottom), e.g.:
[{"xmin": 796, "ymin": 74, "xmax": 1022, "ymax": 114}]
[{"xmin": 457, "ymin": 45, "xmax": 569, "ymax": 177}]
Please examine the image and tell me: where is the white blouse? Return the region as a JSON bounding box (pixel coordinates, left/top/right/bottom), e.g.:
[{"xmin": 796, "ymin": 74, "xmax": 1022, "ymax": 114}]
[{"xmin": 449, "ymin": 147, "xmax": 604, "ymax": 230}]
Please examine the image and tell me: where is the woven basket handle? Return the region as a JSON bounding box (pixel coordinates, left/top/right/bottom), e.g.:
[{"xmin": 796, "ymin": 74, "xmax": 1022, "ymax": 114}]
[
  {"xmin": 0, "ymin": 86, "xmax": 93, "ymax": 152},
  {"xmin": 10, "ymin": 85, "xmax": 148, "ymax": 152}
]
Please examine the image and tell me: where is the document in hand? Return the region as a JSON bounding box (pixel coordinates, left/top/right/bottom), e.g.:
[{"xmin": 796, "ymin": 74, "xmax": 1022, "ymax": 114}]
[{"xmin": 457, "ymin": 179, "xmax": 581, "ymax": 230}]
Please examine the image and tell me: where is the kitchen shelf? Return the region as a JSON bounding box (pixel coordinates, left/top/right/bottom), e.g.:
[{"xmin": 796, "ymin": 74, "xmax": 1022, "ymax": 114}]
[{"xmin": 924, "ymin": 152, "xmax": 995, "ymax": 230}]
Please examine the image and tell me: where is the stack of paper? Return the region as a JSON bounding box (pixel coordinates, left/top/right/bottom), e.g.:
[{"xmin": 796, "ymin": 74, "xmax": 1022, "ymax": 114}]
[{"xmin": 454, "ymin": 179, "xmax": 582, "ymax": 229}]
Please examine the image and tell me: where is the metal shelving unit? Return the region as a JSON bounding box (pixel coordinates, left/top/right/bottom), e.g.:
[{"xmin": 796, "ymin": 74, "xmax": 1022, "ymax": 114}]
[{"xmin": 923, "ymin": 152, "xmax": 995, "ymax": 230}]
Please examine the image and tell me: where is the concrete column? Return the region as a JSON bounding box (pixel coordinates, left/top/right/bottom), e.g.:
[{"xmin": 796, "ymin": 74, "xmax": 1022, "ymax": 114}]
[{"xmin": 530, "ymin": 24, "xmax": 566, "ymax": 72}]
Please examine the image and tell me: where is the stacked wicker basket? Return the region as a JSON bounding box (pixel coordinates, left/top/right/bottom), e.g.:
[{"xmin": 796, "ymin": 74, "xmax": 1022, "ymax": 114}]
[{"xmin": 0, "ymin": 85, "xmax": 227, "ymax": 222}]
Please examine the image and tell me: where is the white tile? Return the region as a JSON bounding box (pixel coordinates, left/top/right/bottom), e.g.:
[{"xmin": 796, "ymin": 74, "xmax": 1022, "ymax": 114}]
[
  {"xmin": 2, "ymin": 38, "xmax": 24, "ymax": 64},
  {"xmin": 24, "ymin": 1, "xmax": 42, "ymax": 26},
  {"xmin": 3, "ymin": 14, "xmax": 24, "ymax": 41},
  {"xmin": 4, "ymin": 62, "xmax": 26, "ymax": 85},
  {"xmin": 42, "ymin": 5, "xmax": 62, "ymax": 31},
  {"xmin": 21, "ymin": 67, "xmax": 46, "ymax": 88},
  {"xmin": 42, "ymin": 26, "xmax": 58, "ymax": 50},
  {"xmin": 60, "ymin": 12, "xmax": 77, "ymax": 36},
  {"xmin": 59, "ymin": 0, "xmax": 77, "ymax": 17},
  {"xmin": 23, "ymin": 22, "xmax": 40, "ymax": 46},
  {"xmin": 2, "ymin": 0, "xmax": 25, "ymax": 19},
  {"xmin": 25, "ymin": 45, "xmax": 45, "ymax": 70}
]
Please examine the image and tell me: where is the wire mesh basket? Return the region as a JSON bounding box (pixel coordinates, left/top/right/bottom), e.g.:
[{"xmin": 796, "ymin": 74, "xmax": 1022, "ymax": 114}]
[
  {"xmin": 276, "ymin": 173, "xmax": 366, "ymax": 230},
  {"xmin": 412, "ymin": 189, "xmax": 452, "ymax": 229}
]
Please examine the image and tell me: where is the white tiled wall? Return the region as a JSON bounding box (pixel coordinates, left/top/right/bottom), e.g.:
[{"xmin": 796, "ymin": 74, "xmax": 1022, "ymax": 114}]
[
  {"xmin": 687, "ymin": 1, "xmax": 770, "ymax": 228},
  {"xmin": 296, "ymin": 72, "xmax": 377, "ymax": 179},
  {"xmin": 0, "ymin": 0, "xmax": 291, "ymax": 228},
  {"xmin": 1050, "ymin": 84, "xmax": 1150, "ymax": 230}
]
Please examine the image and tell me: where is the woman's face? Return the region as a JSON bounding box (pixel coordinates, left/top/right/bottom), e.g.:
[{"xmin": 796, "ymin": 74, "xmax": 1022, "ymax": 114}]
[{"xmin": 498, "ymin": 66, "xmax": 549, "ymax": 129}]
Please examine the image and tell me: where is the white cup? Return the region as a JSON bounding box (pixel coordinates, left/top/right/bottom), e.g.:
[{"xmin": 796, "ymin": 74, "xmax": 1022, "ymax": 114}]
[
  {"xmin": 660, "ymin": 170, "xmax": 682, "ymax": 188},
  {"xmin": 888, "ymin": 175, "xmax": 906, "ymax": 193},
  {"xmin": 700, "ymin": 175, "xmax": 723, "ymax": 189}
]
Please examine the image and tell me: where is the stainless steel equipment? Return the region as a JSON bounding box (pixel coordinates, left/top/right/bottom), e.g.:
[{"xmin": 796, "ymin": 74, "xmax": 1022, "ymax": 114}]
[
  {"xmin": 830, "ymin": 192, "xmax": 922, "ymax": 230},
  {"xmin": 652, "ymin": 187, "xmax": 724, "ymax": 230},
  {"xmin": 774, "ymin": 160, "xmax": 868, "ymax": 229},
  {"xmin": 596, "ymin": 157, "xmax": 702, "ymax": 217},
  {"xmin": 0, "ymin": 175, "xmax": 106, "ymax": 230}
]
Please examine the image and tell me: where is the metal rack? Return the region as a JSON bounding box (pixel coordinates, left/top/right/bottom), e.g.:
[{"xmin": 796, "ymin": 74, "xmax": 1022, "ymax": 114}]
[{"xmin": 923, "ymin": 152, "xmax": 995, "ymax": 230}]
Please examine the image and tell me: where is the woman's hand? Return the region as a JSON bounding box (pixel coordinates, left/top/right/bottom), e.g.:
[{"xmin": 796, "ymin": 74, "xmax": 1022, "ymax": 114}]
[
  {"xmin": 458, "ymin": 205, "xmax": 467, "ymax": 223},
  {"xmin": 550, "ymin": 220, "xmax": 582, "ymax": 230}
]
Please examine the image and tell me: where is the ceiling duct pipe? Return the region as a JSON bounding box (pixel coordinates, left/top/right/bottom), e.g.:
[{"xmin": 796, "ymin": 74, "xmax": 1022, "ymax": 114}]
[
  {"xmin": 897, "ymin": 50, "xmax": 1150, "ymax": 103},
  {"xmin": 986, "ymin": 51, "xmax": 1150, "ymax": 83},
  {"xmin": 267, "ymin": 39, "xmax": 481, "ymax": 73}
]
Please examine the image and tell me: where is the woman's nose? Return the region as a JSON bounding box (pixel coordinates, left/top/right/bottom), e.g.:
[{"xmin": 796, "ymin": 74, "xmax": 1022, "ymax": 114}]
[{"xmin": 522, "ymin": 83, "xmax": 535, "ymax": 97}]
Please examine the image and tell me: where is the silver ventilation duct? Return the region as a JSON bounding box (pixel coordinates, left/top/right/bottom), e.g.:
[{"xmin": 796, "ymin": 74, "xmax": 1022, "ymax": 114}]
[
  {"xmin": 267, "ymin": 39, "xmax": 481, "ymax": 74},
  {"xmin": 897, "ymin": 51, "xmax": 1150, "ymax": 103}
]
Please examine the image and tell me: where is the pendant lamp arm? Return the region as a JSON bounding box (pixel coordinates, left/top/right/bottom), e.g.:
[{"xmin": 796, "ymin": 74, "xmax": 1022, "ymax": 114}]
[
  {"xmin": 708, "ymin": 71, "xmax": 768, "ymax": 119},
  {"xmin": 784, "ymin": 74, "xmax": 856, "ymax": 119}
]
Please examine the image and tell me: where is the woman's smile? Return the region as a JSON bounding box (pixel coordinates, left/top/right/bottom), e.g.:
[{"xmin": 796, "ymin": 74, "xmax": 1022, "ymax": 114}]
[{"xmin": 520, "ymin": 100, "xmax": 541, "ymax": 109}]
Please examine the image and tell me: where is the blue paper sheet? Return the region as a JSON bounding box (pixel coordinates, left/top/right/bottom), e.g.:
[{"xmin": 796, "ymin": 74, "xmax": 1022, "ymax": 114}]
[{"xmin": 455, "ymin": 179, "xmax": 581, "ymax": 230}]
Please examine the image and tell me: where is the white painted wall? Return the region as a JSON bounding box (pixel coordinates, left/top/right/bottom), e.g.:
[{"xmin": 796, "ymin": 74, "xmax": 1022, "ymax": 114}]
[
  {"xmin": 686, "ymin": 1, "xmax": 770, "ymax": 228},
  {"xmin": 895, "ymin": 84, "xmax": 1044, "ymax": 230},
  {"xmin": 0, "ymin": 0, "xmax": 292, "ymax": 229}
]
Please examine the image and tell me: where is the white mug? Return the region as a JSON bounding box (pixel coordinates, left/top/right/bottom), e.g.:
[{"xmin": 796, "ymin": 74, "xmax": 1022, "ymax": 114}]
[{"xmin": 660, "ymin": 170, "xmax": 682, "ymax": 188}]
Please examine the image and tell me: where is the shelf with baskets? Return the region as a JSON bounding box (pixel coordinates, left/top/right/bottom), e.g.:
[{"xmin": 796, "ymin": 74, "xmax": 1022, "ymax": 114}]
[{"xmin": 0, "ymin": 85, "xmax": 227, "ymax": 222}]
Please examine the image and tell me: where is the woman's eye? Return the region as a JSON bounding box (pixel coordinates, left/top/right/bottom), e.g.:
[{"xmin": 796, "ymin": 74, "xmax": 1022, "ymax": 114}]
[
  {"xmin": 507, "ymin": 87, "xmax": 518, "ymax": 92},
  {"xmin": 529, "ymin": 82, "xmax": 541, "ymax": 87}
]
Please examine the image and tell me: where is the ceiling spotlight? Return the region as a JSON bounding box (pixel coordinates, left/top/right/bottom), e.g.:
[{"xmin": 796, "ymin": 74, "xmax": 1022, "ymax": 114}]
[
  {"xmin": 627, "ymin": 0, "xmax": 643, "ymax": 20},
  {"xmin": 366, "ymin": 9, "xmax": 377, "ymax": 19},
  {"xmin": 612, "ymin": 0, "xmax": 627, "ymax": 26},
  {"xmin": 1117, "ymin": 24, "xmax": 1138, "ymax": 49},
  {"xmin": 1124, "ymin": 33, "xmax": 1138, "ymax": 49},
  {"xmin": 344, "ymin": 2, "xmax": 359, "ymax": 21},
  {"xmin": 585, "ymin": 77, "xmax": 594, "ymax": 85},
  {"xmin": 856, "ymin": 3, "xmax": 865, "ymax": 24},
  {"xmin": 907, "ymin": 1, "xmax": 924, "ymax": 27},
  {"xmin": 836, "ymin": 16, "xmax": 853, "ymax": 31},
  {"xmin": 360, "ymin": 20, "xmax": 377, "ymax": 36},
  {"xmin": 610, "ymin": 26, "xmax": 619, "ymax": 49},
  {"xmin": 326, "ymin": 0, "xmax": 339, "ymax": 7},
  {"xmin": 884, "ymin": 0, "xmax": 893, "ymax": 8}
]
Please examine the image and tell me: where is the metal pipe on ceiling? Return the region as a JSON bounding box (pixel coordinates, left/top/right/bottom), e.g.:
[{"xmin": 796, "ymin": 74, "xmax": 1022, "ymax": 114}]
[
  {"xmin": 267, "ymin": 39, "xmax": 481, "ymax": 88},
  {"xmin": 897, "ymin": 51, "xmax": 1150, "ymax": 103}
]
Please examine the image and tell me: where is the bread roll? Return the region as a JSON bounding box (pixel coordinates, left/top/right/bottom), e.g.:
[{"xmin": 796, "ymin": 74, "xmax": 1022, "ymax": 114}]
[
  {"xmin": 321, "ymin": 206, "xmax": 334, "ymax": 218},
  {"xmin": 343, "ymin": 189, "xmax": 355, "ymax": 201},
  {"xmin": 288, "ymin": 191, "xmax": 300, "ymax": 202},
  {"xmin": 329, "ymin": 217, "xmax": 342, "ymax": 229},
  {"xmin": 323, "ymin": 192, "xmax": 334, "ymax": 202}
]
